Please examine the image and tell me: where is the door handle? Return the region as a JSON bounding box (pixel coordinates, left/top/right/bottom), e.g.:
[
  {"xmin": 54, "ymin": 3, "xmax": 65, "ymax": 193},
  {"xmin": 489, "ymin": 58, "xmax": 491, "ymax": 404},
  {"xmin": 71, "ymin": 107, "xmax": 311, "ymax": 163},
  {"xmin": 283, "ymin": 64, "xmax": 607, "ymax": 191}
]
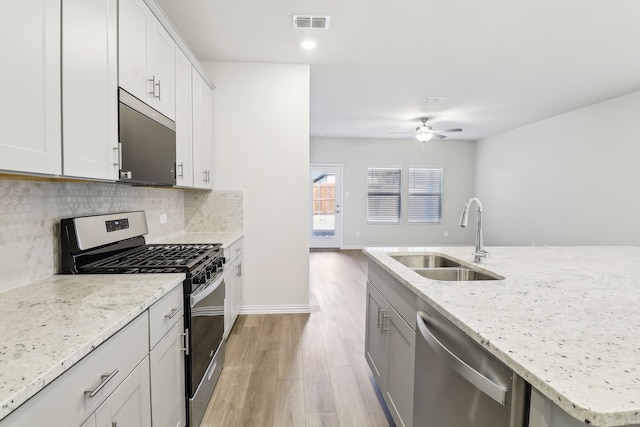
[{"xmin": 416, "ymin": 311, "xmax": 507, "ymax": 406}]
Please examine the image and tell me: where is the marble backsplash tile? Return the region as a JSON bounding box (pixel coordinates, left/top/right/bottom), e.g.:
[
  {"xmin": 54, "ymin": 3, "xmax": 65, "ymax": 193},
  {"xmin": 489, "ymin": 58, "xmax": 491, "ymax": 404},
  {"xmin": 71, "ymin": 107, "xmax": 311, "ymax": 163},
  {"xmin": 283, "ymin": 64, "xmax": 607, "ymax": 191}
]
[
  {"xmin": 184, "ymin": 190, "xmax": 243, "ymax": 233},
  {"xmin": 0, "ymin": 179, "xmax": 185, "ymax": 292}
]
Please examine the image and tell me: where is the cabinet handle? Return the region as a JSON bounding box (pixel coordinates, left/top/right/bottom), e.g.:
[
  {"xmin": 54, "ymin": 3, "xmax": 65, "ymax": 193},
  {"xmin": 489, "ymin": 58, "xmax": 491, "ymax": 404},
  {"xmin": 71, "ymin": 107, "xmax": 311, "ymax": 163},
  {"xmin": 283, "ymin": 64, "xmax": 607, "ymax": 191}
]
[
  {"xmin": 155, "ymin": 79, "xmax": 161, "ymax": 100},
  {"xmin": 149, "ymin": 75, "xmax": 156, "ymax": 97},
  {"xmin": 84, "ymin": 369, "xmax": 119, "ymax": 398},
  {"xmin": 237, "ymin": 263, "xmax": 242, "ymax": 277},
  {"xmin": 165, "ymin": 307, "xmax": 180, "ymax": 319},
  {"xmin": 181, "ymin": 329, "xmax": 190, "ymax": 355},
  {"xmin": 177, "ymin": 162, "xmax": 184, "ymax": 179},
  {"xmin": 113, "ymin": 145, "xmax": 121, "ymax": 167},
  {"xmin": 381, "ymin": 313, "xmax": 390, "ymax": 333},
  {"xmin": 377, "ymin": 307, "xmax": 383, "ymax": 328}
]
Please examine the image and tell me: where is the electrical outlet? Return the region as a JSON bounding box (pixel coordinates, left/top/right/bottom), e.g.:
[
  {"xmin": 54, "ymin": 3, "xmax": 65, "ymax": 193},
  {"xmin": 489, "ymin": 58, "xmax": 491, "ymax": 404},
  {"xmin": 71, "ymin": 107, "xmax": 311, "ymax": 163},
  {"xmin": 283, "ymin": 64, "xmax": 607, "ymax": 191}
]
[
  {"xmin": 355, "ymin": 230, "xmax": 360, "ymax": 237},
  {"xmin": 443, "ymin": 230, "xmax": 449, "ymax": 237},
  {"xmin": 159, "ymin": 214, "xmax": 167, "ymax": 224}
]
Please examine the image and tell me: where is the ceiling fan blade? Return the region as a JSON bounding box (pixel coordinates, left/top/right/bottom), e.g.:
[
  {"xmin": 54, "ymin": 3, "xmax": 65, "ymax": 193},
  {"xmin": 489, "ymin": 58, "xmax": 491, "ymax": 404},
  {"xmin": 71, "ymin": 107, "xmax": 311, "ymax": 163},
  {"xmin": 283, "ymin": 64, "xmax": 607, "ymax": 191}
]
[
  {"xmin": 432, "ymin": 133, "xmax": 447, "ymax": 139},
  {"xmin": 434, "ymin": 128, "xmax": 462, "ymax": 133},
  {"xmin": 388, "ymin": 131, "xmax": 414, "ymax": 134}
]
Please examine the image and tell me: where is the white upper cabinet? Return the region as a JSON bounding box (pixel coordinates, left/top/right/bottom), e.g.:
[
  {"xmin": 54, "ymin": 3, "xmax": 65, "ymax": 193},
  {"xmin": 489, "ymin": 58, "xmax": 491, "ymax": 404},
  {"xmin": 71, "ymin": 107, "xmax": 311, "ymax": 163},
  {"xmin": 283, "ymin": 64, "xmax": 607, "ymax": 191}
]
[
  {"xmin": 192, "ymin": 69, "xmax": 214, "ymax": 189},
  {"xmin": 62, "ymin": 0, "xmax": 119, "ymax": 181},
  {"xmin": 119, "ymin": 0, "xmax": 175, "ymax": 120},
  {"xmin": 174, "ymin": 48, "xmax": 194, "ymax": 187},
  {"xmin": 0, "ymin": 0, "xmax": 61, "ymax": 175}
]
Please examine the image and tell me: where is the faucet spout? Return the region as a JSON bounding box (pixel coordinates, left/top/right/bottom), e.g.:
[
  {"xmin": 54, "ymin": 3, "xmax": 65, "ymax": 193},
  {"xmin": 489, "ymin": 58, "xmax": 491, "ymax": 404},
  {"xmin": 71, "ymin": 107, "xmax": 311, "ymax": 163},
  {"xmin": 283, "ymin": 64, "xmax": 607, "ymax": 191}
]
[{"xmin": 459, "ymin": 197, "xmax": 487, "ymax": 263}]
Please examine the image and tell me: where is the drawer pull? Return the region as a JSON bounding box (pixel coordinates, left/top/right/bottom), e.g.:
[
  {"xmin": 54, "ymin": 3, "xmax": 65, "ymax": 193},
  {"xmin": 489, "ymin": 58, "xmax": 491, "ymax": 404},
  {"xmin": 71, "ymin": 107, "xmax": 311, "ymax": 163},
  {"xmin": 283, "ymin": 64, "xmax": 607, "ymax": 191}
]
[
  {"xmin": 85, "ymin": 369, "xmax": 119, "ymax": 398},
  {"xmin": 165, "ymin": 307, "xmax": 180, "ymax": 319}
]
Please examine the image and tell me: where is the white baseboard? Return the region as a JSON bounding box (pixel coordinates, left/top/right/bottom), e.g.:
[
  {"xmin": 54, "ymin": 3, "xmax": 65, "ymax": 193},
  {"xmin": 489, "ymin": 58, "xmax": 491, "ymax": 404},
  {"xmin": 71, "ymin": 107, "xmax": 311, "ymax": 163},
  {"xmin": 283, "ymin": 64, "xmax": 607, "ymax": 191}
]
[{"xmin": 239, "ymin": 304, "xmax": 311, "ymax": 314}]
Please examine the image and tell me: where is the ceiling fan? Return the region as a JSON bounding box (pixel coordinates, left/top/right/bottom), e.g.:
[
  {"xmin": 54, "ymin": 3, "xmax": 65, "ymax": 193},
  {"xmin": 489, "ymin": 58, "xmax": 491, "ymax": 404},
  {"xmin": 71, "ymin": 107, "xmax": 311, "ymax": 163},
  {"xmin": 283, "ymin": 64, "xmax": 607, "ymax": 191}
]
[{"xmin": 390, "ymin": 117, "xmax": 463, "ymax": 141}]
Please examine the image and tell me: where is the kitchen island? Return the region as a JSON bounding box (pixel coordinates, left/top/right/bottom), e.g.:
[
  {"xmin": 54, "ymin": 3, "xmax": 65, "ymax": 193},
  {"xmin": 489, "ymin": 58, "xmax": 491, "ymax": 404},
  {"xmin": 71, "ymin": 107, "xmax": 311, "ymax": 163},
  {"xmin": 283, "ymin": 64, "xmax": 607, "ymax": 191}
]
[{"xmin": 364, "ymin": 246, "xmax": 640, "ymax": 427}]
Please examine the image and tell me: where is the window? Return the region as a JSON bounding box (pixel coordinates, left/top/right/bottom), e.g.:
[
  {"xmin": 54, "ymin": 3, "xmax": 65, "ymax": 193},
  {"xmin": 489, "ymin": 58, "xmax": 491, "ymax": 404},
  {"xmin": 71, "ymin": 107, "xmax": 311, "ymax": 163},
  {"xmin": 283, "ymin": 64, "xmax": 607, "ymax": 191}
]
[
  {"xmin": 408, "ymin": 168, "xmax": 443, "ymax": 223},
  {"xmin": 367, "ymin": 167, "xmax": 402, "ymax": 223}
]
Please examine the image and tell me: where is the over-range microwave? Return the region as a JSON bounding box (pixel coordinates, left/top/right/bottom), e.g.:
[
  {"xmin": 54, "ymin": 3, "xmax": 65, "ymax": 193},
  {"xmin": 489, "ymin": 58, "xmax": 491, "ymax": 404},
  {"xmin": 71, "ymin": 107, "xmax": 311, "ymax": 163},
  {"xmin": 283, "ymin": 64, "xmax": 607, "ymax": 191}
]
[{"xmin": 118, "ymin": 88, "xmax": 176, "ymax": 186}]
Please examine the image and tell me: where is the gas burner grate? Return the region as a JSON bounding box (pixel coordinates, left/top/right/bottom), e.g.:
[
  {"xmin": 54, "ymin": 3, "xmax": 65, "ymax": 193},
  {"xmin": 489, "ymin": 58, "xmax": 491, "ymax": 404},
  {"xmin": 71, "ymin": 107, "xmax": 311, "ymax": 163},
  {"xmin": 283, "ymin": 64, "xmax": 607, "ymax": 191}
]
[{"xmin": 79, "ymin": 243, "xmax": 221, "ymax": 273}]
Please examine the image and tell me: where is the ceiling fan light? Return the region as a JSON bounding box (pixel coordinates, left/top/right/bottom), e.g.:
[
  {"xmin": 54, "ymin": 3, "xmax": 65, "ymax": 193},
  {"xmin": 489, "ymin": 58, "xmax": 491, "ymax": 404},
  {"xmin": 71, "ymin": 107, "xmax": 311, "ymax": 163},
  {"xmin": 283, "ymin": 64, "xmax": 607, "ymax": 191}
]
[{"xmin": 416, "ymin": 132, "xmax": 433, "ymax": 142}]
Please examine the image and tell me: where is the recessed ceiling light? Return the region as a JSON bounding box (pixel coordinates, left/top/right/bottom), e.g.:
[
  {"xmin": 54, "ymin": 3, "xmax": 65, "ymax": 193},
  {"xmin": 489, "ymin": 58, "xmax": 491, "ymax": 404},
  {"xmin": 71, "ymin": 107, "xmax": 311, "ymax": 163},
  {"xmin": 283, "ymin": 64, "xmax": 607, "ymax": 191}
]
[{"xmin": 301, "ymin": 40, "xmax": 317, "ymax": 50}]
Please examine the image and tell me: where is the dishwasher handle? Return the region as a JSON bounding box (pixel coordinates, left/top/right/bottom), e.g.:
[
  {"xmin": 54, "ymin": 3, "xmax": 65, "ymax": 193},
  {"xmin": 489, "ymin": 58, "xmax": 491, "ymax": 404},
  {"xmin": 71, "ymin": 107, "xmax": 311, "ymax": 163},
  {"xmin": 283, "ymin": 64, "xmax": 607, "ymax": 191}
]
[{"xmin": 416, "ymin": 311, "xmax": 507, "ymax": 406}]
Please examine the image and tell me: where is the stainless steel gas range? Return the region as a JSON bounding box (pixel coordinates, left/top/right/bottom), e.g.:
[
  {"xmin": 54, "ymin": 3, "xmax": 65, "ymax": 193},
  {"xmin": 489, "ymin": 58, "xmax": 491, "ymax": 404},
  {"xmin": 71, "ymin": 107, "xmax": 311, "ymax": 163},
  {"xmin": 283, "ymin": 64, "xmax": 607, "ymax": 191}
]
[{"xmin": 60, "ymin": 211, "xmax": 225, "ymax": 427}]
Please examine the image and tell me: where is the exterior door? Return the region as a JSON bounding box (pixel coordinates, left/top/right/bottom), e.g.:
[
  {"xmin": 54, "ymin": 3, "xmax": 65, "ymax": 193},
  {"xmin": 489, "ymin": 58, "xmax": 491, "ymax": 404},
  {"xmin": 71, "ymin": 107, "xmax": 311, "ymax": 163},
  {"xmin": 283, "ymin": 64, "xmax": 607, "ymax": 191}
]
[{"xmin": 310, "ymin": 164, "xmax": 342, "ymax": 248}]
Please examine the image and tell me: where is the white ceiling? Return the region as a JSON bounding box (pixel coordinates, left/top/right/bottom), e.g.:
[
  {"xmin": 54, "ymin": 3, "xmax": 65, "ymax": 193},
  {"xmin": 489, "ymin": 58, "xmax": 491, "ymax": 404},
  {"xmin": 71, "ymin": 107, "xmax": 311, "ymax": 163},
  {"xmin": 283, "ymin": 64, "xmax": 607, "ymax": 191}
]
[{"xmin": 155, "ymin": 0, "xmax": 640, "ymax": 141}]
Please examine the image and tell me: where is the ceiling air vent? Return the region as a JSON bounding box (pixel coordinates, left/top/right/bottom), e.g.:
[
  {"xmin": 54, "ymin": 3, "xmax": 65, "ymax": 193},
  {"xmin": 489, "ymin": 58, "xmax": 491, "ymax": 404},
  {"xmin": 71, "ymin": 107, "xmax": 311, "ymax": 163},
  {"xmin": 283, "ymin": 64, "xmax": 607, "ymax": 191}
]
[{"xmin": 293, "ymin": 15, "xmax": 330, "ymax": 29}]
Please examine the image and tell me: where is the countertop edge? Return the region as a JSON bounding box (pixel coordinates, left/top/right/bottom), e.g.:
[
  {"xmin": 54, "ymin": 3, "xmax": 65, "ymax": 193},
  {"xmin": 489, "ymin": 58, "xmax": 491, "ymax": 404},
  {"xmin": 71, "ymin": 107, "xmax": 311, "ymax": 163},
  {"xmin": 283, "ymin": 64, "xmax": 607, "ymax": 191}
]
[{"xmin": 362, "ymin": 247, "xmax": 640, "ymax": 427}]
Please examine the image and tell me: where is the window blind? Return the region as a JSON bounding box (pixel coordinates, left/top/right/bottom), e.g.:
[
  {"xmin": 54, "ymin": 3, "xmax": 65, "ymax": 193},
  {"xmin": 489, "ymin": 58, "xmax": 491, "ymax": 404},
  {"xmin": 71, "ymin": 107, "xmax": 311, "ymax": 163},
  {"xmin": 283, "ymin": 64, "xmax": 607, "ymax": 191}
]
[
  {"xmin": 408, "ymin": 168, "xmax": 443, "ymax": 223},
  {"xmin": 367, "ymin": 168, "xmax": 401, "ymax": 223}
]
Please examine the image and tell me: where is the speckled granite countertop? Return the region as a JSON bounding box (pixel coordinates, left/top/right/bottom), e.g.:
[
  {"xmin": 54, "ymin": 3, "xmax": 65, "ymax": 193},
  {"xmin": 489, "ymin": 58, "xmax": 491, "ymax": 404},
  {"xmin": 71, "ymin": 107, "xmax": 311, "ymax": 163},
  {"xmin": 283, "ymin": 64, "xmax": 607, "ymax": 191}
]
[
  {"xmin": 363, "ymin": 246, "xmax": 640, "ymax": 427},
  {"xmin": 0, "ymin": 273, "xmax": 184, "ymax": 421}
]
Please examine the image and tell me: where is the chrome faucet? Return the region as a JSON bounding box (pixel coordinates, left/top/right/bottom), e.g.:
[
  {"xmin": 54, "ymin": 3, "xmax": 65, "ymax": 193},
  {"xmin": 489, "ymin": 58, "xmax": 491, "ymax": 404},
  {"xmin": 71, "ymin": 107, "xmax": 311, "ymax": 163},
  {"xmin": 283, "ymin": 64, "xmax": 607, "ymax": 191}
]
[{"xmin": 459, "ymin": 197, "xmax": 487, "ymax": 263}]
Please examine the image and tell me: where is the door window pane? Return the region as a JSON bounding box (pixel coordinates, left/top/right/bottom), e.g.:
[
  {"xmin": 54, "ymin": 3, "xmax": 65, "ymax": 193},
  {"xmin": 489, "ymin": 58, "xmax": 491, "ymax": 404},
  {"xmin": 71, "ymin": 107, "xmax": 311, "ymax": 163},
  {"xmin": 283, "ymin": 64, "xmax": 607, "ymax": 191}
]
[{"xmin": 313, "ymin": 173, "xmax": 336, "ymax": 236}]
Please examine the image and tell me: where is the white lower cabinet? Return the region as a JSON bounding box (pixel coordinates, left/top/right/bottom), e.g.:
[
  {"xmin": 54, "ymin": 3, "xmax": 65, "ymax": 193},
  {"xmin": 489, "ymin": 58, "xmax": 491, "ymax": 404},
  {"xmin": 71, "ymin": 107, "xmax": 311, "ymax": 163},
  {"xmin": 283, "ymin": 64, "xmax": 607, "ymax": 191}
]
[
  {"xmin": 82, "ymin": 357, "xmax": 152, "ymax": 427},
  {"xmin": 365, "ymin": 262, "xmax": 416, "ymax": 427},
  {"xmin": 0, "ymin": 314, "xmax": 148, "ymax": 426},
  {"xmin": 0, "ymin": 286, "xmax": 186, "ymax": 427},
  {"xmin": 150, "ymin": 318, "xmax": 186, "ymax": 427},
  {"xmin": 224, "ymin": 238, "xmax": 243, "ymax": 338}
]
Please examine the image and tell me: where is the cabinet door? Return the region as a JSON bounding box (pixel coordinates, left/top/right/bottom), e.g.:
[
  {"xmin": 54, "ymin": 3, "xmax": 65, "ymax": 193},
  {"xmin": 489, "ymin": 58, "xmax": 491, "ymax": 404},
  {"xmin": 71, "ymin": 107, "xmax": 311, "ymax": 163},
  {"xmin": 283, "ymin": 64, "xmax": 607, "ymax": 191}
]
[
  {"xmin": 174, "ymin": 48, "xmax": 194, "ymax": 187},
  {"xmin": 148, "ymin": 22, "xmax": 175, "ymax": 119},
  {"xmin": 384, "ymin": 304, "xmax": 415, "ymax": 427},
  {"xmin": 118, "ymin": 0, "xmax": 150, "ymax": 102},
  {"xmin": 202, "ymin": 85, "xmax": 214, "ymax": 188},
  {"xmin": 235, "ymin": 259, "xmax": 243, "ymax": 321},
  {"xmin": 150, "ymin": 320, "xmax": 186, "ymax": 427},
  {"xmin": 95, "ymin": 357, "xmax": 152, "ymax": 427},
  {"xmin": 62, "ymin": 0, "xmax": 119, "ymax": 180},
  {"xmin": 0, "ymin": 0, "xmax": 61, "ymax": 175},
  {"xmin": 365, "ymin": 282, "xmax": 385, "ymax": 385},
  {"xmin": 224, "ymin": 263, "xmax": 234, "ymax": 338},
  {"xmin": 191, "ymin": 69, "xmax": 207, "ymax": 188}
]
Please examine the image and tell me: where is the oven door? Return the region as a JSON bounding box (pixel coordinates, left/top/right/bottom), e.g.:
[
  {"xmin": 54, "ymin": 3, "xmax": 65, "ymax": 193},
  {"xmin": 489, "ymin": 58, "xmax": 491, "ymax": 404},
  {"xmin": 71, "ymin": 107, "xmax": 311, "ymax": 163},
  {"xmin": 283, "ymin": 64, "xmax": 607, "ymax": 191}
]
[
  {"xmin": 188, "ymin": 271, "xmax": 225, "ymax": 427},
  {"xmin": 188, "ymin": 273, "xmax": 225, "ymax": 397}
]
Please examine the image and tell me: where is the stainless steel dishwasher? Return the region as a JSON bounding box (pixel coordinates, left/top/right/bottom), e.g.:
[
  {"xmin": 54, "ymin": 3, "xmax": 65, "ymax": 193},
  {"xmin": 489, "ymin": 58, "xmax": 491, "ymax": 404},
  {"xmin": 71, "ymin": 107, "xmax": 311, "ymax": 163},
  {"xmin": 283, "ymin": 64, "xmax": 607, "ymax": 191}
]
[{"xmin": 414, "ymin": 302, "xmax": 529, "ymax": 427}]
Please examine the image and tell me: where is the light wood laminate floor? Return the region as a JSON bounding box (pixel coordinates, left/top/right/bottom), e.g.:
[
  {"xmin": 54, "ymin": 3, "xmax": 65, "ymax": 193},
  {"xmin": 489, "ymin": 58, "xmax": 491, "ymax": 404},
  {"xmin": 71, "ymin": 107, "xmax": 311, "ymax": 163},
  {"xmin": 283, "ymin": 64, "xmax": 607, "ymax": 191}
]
[{"xmin": 201, "ymin": 249, "xmax": 393, "ymax": 427}]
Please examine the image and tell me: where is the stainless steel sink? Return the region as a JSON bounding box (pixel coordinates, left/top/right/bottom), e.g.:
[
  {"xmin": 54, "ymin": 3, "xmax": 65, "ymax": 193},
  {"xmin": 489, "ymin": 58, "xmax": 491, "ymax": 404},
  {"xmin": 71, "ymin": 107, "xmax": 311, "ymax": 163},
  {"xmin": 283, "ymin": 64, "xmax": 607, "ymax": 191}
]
[
  {"xmin": 391, "ymin": 254, "xmax": 462, "ymax": 268},
  {"xmin": 414, "ymin": 268, "xmax": 501, "ymax": 281}
]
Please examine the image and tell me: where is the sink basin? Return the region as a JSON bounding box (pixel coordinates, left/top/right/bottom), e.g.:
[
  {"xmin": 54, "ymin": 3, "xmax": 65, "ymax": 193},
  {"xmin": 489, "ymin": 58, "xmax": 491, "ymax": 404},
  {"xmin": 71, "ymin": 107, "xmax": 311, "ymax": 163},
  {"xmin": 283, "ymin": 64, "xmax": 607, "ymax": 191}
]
[
  {"xmin": 391, "ymin": 254, "xmax": 462, "ymax": 268},
  {"xmin": 414, "ymin": 268, "xmax": 500, "ymax": 281}
]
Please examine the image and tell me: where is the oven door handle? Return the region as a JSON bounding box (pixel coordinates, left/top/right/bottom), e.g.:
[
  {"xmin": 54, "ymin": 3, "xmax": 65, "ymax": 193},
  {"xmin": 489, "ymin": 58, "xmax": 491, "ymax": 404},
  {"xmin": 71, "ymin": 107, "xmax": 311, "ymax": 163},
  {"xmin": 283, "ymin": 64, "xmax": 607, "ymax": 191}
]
[{"xmin": 191, "ymin": 274, "xmax": 224, "ymax": 307}]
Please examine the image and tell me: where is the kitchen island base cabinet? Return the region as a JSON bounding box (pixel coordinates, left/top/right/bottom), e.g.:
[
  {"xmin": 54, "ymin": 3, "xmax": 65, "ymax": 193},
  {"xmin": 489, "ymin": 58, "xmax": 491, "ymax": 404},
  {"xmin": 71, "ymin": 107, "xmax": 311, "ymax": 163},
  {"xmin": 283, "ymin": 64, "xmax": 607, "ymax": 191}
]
[{"xmin": 365, "ymin": 261, "xmax": 417, "ymax": 427}]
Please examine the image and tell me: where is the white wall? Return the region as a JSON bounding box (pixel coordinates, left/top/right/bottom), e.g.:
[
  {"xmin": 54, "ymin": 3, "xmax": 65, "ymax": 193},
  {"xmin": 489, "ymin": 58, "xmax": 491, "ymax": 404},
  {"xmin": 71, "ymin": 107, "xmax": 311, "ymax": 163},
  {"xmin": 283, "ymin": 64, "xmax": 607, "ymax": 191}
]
[
  {"xmin": 203, "ymin": 61, "xmax": 310, "ymax": 312},
  {"xmin": 475, "ymin": 90, "xmax": 640, "ymax": 246},
  {"xmin": 310, "ymin": 137, "xmax": 476, "ymax": 248}
]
